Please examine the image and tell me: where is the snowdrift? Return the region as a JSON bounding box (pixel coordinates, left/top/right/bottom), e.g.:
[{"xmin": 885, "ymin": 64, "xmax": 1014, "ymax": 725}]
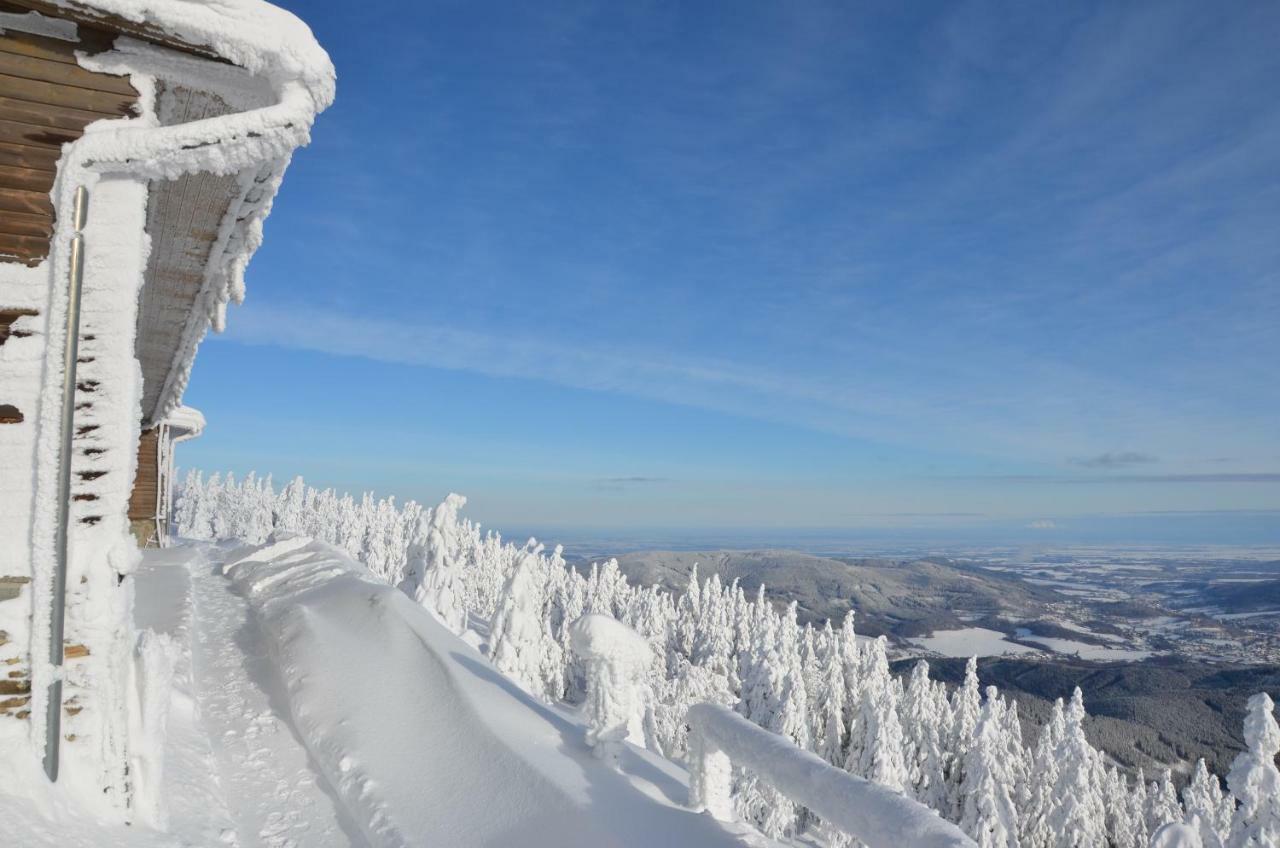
[{"xmin": 222, "ymin": 536, "xmax": 757, "ymax": 847}]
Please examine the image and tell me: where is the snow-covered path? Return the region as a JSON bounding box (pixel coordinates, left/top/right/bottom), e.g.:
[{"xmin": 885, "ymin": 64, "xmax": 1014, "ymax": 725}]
[{"xmin": 186, "ymin": 546, "xmax": 361, "ymax": 847}]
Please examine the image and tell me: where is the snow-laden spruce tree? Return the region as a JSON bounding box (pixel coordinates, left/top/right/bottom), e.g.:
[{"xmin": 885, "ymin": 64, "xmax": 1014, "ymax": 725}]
[
  {"xmin": 837, "ymin": 611, "xmax": 862, "ymax": 725},
  {"xmin": 489, "ymin": 550, "xmax": 556, "ymax": 699},
  {"xmin": 998, "ymin": 694, "xmax": 1031, "ymax": 815},
  {"xmin": 850, "ymin": 636, "xmax": 909, "ymax": 792},
  {"xmin": 674, "ymin": 564, "xmax": 701, "ymax": 660},
  {"xmin": 1227, "ymin": 692, "xmax": 1280, "ymax": 848},
  {"xmin": 1046, "ymin": 688, "xmax": 1108, "ymax": 847},
  {"xmin": 692, "ymin": 573, "xmax": 734, "ymax": 677},
  {"xmin": 960, "ymin": 688, "xmax": 1022, "ymax": 848},
  {"xmin": 1149, "ymin": 769, "xmax": 1186, "ymax": 837},
  {"xmin": 400, "ymin": 494, "xmax": 468, "ymax": 633},
  {"xmin": 569, "ymin": 614, "xmax": 655, "ymax": 763},
  {"xmin": 207, "ymin": 472, "xmax": 231, "ymax": 539},
  {"xmin": 776, "ymin": 602, "xmax": 812, "ymax": 753},
  {"xmin": 1103, "ymin": 765, "xmax": 1146, "ymax": 848},
  {"xmin": 238, "ymin": 472, "xmax": 274, "ymax": 544},
  {"xmin": 810, "ymin": 621, "xmax": 846, "ymax": 768},
  {"xmin": 275, "ymin": 476, "xmax": 307, "ymax": 534},
  {"xmin": 947, "ymin": 656, "xmax": 983, "ymax": 817},
  {"xmin": 735, "ymin": 647, "xmax": 799, "ymax": 839},
  {"xmin": 652, "ymin": 658, "xmax": 734, "ymax": 761},
  {"xmin": 1021, "ymin": 697, "xmax": 1065, "ymax": 848},
  {"xmin": 902, "ymin": 660, "xmax": 949, "ymax": 811},
  {"xmin": 173, "ymin": 469, "xmax": 203, "ymax": 538},
  {"xmin": 1183, "ymin": 758, "xmax": 1233, "ymax": 848}
]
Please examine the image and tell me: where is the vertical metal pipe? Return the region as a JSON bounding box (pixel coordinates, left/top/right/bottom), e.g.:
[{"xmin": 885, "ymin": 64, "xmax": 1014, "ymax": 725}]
[{"xmin": 44, "ymin": 185, "xmax": 88, "ymax": 782}]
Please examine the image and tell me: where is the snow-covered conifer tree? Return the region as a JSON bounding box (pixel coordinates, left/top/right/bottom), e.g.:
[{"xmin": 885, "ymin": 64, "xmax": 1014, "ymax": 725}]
[
  {"xmin": 960, "ymin": 690, "xmax": 1021, "ymax": 848},
  {"xmin": 174, "ymin": 469, "xmax": 206, "ymax": 539},
  {"xmin": 675, "ymin": 564, "xmax": 701, "ymax": 659},
  {"xmin": 901, "ymin": 660, "xmax": 949, "ymax": 810},
  {"xmin": 811, "ymin": 622, "xmax": 846, "ymax": 767},
  {"xmin": 1046, "ymin": 688, "xmax": 1107, "ymax": 847},
  {"xmin": 850, "ymin": 637, "xmax": 908, "ymax": 792},
  {"xmin": 569, "ymin": 614, "xmax": 655, "ymax": 762},
  {"xmin": 1183, "ymin": 758, "xmax": 1233, "ymax": 848},
  {"xmin": 400, "ymin": 496, "xmax": 468, "ymax": 634},
  {"xmin": 734, "ymin": 647, "xmax": 798, "ymax": 839},
  {"xmin": 652, "ymin": 659, "xmax": 733, "ymax": 761},
  {"xmin": 1022, "ymin": 698, "xmax": 1065, "ymax": 848},
  {"xmin": 946, "ymin": 656, "xmax": 982, "ymax": 817},
  {"xmin": 837, "ymin": 611, "xmax": 861, "ymax": 737},
  {"xmin": 1148, "ymin": 769, "xmax": 1185, "ymax": 836},
  {"xmin": 489, "ymin": 551, "xmax": 553, "ymax": 699},
  {"xmin": 275, "ymin": 476, "xmax": 307, "ymax": 534},
  {"xmin": 1227, "ymin": 693, "xmax": 1280, "ymax": 848},
  {"xmin": 989, "ymin": 692, "xmax": 1030, "ymax": 822},
  {"xmin": 1103, "ymin": 766, "xmax": 1145, "ymax": 848}
]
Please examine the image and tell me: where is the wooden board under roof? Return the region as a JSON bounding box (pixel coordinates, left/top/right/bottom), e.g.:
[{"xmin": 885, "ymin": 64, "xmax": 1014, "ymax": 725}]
[
  {"xmin": 133, "ymin": 82, "xmax": 242, "ymax": 424},
  {"xmin": 0, "ymin": 3, "xmax": 137, "ymax": 265}
]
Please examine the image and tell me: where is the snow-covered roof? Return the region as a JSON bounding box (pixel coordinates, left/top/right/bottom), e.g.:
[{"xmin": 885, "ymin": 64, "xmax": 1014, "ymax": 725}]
[
  {"xmin": 27, "ymin": 0, "xmax": 335, "ymax": 111},
  {"xmin": 9, "ymin": 0, "xmax": 335, "ymax": 423}
]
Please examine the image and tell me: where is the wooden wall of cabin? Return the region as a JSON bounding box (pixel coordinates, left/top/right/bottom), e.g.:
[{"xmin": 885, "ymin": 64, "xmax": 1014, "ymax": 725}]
[
  {"xmin": 0, "ymin": 6, "xmax": 138, "ymax": 265},
  {"xmin": 128, "ymin": 427, "xmax": 160, "ymax": 546}
]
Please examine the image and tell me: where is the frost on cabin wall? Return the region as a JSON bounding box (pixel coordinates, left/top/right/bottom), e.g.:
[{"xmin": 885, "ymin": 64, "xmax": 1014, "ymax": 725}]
[
  {"xmin": 18, "ymin": 171, "xmax": 151, "ymax": 812},
  {"xmin": 0, "ymin": 259, "xmax": 51, "ymax": 748}
]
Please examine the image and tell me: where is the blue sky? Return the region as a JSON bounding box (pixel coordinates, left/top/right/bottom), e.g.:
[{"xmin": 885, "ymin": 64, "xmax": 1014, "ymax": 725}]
[{"xmin": 183, "ymin": 0, "xmax": 1280, "ymax": 542}]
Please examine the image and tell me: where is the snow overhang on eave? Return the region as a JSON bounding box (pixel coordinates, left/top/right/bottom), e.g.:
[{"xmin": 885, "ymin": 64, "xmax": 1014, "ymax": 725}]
[{"xmin": 162, "ymin": 404, "xmax": 204, "ymax": 441}]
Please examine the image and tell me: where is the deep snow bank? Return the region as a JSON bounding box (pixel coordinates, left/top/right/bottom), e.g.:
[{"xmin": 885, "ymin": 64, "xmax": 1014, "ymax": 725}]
[{"xmin": 223, "ymin": 536, "xmax": 757, "ymax": 847}]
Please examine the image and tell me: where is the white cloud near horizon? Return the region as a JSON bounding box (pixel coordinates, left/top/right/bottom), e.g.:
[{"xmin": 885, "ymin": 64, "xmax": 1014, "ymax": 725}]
[{"xmin": 217, "ymin": 301, "xmax": 1279, "ymax": 473}]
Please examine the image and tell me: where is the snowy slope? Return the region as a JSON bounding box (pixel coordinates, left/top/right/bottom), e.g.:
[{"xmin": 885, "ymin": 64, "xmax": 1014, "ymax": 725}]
[{"xmin": 223, "ymin": 536, "xmax": 763, "ymax": 847}]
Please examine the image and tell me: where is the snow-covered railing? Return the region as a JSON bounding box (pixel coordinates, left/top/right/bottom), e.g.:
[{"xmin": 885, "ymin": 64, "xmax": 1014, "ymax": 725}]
[{"xmin": 687, "ymin": 703, "xmax": 977, "ymax": 848}]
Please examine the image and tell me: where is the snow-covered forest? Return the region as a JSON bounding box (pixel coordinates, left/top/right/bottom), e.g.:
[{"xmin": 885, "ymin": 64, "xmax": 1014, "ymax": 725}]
[{"xmin": 176, "ymin": 472, "xmax": 1280, "ymax": 848}]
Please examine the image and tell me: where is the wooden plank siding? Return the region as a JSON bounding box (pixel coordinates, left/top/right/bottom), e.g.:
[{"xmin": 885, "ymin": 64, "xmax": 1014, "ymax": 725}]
[
  {"xmin": 0, "ymin": 11, "xmax": 138, "ymax": 265},
  {"xmin": 127, "ymin": 427, "xmax": 159, "ymax": 546},
  {"xmin": 127, "ymin": 427, "xmax": 159, "ymax": 520}
]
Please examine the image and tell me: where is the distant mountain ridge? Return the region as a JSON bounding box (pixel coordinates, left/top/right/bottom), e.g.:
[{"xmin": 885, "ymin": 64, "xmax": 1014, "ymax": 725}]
[{"xmin": 594, "ymin": 548, "xmax": 1060, "ymax": 636}]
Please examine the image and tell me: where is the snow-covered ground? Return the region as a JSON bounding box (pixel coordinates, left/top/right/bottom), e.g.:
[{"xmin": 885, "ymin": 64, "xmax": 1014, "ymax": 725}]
[{"xmin": 2, "ymin": 540, "xmax": 764, "ymax": 847}]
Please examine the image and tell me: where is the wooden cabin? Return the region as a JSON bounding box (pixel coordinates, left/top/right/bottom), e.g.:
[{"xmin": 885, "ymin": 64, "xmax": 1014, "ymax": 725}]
[{"xmin": 0, "ymin": 0, "xmax": 331, "ymax": 817}]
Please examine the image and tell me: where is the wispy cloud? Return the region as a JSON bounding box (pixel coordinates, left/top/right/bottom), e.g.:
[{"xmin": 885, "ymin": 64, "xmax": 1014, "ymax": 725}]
[
  {"xmin": 958, "ymin": 473, "xmax": 1280, "ymax": 485},
  {"xmin": 219, "ymin": 301, "xmax": 1279, "ymax": 471},
  {"xmin": 1027, "ymin": 519, "xmax": 1056, "ymax": 529},
  {"xmin": 1069, "ymin": 451, "xmax": 1158, "ymax": 469},
  {"xmin": 592, "ymin": 476, "xmax": 671, "ymax": 492}
]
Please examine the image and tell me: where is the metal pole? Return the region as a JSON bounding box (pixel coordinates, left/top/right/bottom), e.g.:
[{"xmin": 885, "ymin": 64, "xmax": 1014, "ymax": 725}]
[{"xmin": 44, "ymin": 184, "xmax": 88, "ymax": 782}]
